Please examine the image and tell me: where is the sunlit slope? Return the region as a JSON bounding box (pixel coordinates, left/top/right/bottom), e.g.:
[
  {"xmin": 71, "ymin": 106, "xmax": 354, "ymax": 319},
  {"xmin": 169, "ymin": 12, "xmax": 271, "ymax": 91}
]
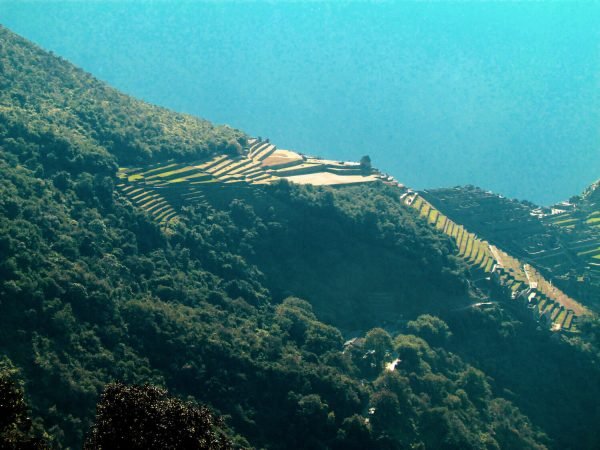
[
  {"xmin": 404, "ymin": 192, "xmax": 590, "ymax": 333},
  {"xmin": 423, "ymin": 185, "xmax": 600, "ymax": 309},
  {"xmin": 0, "ymin": 25, "xmax": 244, "ymax": 166},
  {"xmin": 541, "ymin": 180, "xmax": 600, "ymax": 278},
  {"xmin": 117, "ymin": 135, "xmax": 591, "ymax": 334},
  {"xmin": 116, "ymin": 138, "xmax": 391, "ymax": 225}
]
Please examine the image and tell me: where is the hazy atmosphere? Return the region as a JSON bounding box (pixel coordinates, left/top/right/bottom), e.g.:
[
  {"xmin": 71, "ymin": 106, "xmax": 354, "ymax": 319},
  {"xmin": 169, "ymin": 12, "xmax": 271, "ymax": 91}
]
[
  {"xmin": 2, "ymin": 2, "xmax": 600, "ymax": 448},
  {"xmin": 3, "ymin": 1, "xmax": 599, "ymax": 204}
]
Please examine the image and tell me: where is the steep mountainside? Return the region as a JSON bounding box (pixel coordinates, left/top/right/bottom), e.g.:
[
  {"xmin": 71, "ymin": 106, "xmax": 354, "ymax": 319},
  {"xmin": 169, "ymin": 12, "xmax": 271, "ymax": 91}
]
[
  {"xmin": 1, "ymin": 26, "xmax": 599, "ymax": 450},
  {"xmin": 0, "ymin": 25, "xmax": 244, "ymax": 166}
]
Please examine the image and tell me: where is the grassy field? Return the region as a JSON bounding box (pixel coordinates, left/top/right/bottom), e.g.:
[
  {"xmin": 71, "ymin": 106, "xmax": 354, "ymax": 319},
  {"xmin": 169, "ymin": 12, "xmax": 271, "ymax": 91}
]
[{"xmin": 282, "ymin": 172, "xmax": 379, "ymax": 185}]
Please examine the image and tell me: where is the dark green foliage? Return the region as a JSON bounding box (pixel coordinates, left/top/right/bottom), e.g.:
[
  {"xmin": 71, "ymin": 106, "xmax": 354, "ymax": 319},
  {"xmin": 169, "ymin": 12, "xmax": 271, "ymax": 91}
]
[
  {"xmin": 364, "ymin": 328, "xmax": 393, "ymax": 368},
  {"xmin": 0, "ymin": 146, "xmax": 556, "ymax": 448},
  {"xmin": 224, "ymin": 181, "xmax": 471, "ymax": 330},
  {"xmin": 0, "ymin": 364, "xmax": 25, "ymax": 438},
  {"xmin": 446, "ymin": 306, "xmax": 600, "ymax": 450},
  {"xmin": 358, "ymin": 324, "xmax": 547, "ymax": 450},
  {"xmin": 407, "ymin": 314, "xmax": 452, "ymax": 347},
  {"xmin": 333, "ymin": 415, "xmax": 375, "ymax": 450},
  {"xmin": 0, "ymin": 360, "xmax": 46, "ymax": 449},
  {"xmin": 84, "ymin": 382, "xmax": 231, "ymax": 450}
]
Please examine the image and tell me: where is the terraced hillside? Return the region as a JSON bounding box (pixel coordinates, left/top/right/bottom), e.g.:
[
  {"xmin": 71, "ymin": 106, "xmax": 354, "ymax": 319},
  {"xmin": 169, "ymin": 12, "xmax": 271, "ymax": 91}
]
[
  {"xmin": 404, "ymin": 192, "xmax": 495, "ymax": 276},
  {"xmin": 116, "ymin": 137, "xmax": 393, "ymax": 224},
  {"xmin": 541, "ymin": 181, "xmax": 600, "ymax": 280},
  {"xmin": 404, "ymin": 191, "xmax": 590, "ymax": 333},
  {"xmin": 117, "ymin": 144, "xmax": 591, "ymax": 334},
  {"xmin": 422, "ymin": 185, "xmax": 600, "ymax": 309},
  {"xmin": 490, "ymin": 247, "xmax": 590, "ymax": 333}
]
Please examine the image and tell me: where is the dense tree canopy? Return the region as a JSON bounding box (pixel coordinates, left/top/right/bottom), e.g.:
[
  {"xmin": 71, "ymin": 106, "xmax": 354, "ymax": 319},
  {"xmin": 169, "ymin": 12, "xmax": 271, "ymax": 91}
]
[{"xmin": 0, "ymin": 26, "xmax": 245, "ymax": 166}]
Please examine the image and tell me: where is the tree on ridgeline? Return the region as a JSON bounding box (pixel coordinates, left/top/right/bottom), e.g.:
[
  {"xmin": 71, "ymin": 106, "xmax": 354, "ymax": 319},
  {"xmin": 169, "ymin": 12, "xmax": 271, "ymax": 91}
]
[
  {"xmin": 225, "ymin": 139, "xmax": 243, "ymax": 156},
  {"xmin": 360, "ymin": 155, "xmax": 372, "ymax": 172}
]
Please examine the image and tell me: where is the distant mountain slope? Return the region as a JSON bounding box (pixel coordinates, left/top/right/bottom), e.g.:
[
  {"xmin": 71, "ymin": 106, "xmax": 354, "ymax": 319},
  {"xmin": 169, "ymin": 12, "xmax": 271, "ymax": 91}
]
[
  {"xmin": 422, "ymin": 185, "xmax": 600, "ymax": 309},
  {"xmin": 403, "ymin": 191, "xmax": 590, "ymax": 334},
  {"xmin": 115, "ymin": 135, "xmax": 590, "ymax": 335},
  {"xmin": 0, "ymin": 25, "xmax": 244, "ymax": 166}
]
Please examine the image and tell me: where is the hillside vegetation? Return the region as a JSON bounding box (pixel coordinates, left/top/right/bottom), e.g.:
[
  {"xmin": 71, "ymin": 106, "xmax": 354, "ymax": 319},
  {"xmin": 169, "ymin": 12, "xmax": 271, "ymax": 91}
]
[
  {"xmin": 0, "ymin": 140, "xmax": 553, "ymax": 449},
  {"xmin": 1, "ymin": 26, "xmax": 600, "ymax": 450},
  {"xmin": 0, "ymin": 25, "xmax": 244, "ymax": 166}
]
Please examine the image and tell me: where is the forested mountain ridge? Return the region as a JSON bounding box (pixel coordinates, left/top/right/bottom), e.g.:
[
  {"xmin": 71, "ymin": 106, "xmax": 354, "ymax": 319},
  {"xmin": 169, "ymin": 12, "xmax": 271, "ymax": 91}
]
[
  {"xmin": 0, "ymin": 25, "xmax": 245, "ymax": 167},
  {"xmin": 1, "ymin": 25, "xmax": 599, "ymax": 450}
]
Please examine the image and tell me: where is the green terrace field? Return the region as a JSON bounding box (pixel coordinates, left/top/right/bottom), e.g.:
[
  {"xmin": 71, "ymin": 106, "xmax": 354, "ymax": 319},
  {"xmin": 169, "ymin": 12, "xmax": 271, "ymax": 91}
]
[
  {"xmin": 116, "ymin": 138, "xmax": 387, "ymax": 225},
  {"xmin": 115, "ymin": 182, "xmax": 179, "ymax": 225},
  {"xmin": 539, "ymin": 186, "xmax": 600, "ymax": 296},
  {"xmin": 422, "ymin": 185, "xmax": 600, "ymax": 311},
  {"xmin": 492, "ymin": 246, "xmax": 589, "ymax": 332},
  {"xmin": 542, "ymin": 209, "xmax": 600, "ymax": 269},
  {"xmin": 406, "ymin": 192, "xmax": 589, "ymax": 332},
  {"xmin": 406, "ymin": 193, "xmax": 496, "ymax": 277}
]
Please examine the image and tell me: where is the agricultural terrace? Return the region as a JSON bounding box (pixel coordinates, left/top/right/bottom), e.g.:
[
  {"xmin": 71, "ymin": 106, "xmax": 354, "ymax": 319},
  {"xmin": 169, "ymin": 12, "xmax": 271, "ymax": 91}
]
[
  {"xmin": 406, "ymin": 192, "xmax": 587, "ymax": 333},
  {"xmin": 406, "ymin": 193, "xmax": 495, "ymax": 275},
  {"xmin": 524, "ymin": 264, "xmax": 591, "ymax": 317},
  {"xmin": 543, "ymin": 210, "xmax": 600, "ymax": 267},
  {"xmin": 423, "ymin": 185, "xmax": 600, "ymax": 316},
  {"xmin": 491, "ymin": 246, "xmax": 586, "ymax": 332},
  {"xmin": 115, "ymin": 181, "xmax": 179, "ymax": 225},
  {"xmin": 116, "ymin": 136, "xmax": 592, "ymax": 334},
  {"xmin": 116, "ymin": 137, "xmax": 386, "ymax": 225}
]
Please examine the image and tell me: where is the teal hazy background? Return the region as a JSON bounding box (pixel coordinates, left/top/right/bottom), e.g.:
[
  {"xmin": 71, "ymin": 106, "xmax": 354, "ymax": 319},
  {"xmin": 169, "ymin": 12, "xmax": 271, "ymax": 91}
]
[{"xmin": 2, "ymin": 1, "xmax": 599, "ymax": 205}]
